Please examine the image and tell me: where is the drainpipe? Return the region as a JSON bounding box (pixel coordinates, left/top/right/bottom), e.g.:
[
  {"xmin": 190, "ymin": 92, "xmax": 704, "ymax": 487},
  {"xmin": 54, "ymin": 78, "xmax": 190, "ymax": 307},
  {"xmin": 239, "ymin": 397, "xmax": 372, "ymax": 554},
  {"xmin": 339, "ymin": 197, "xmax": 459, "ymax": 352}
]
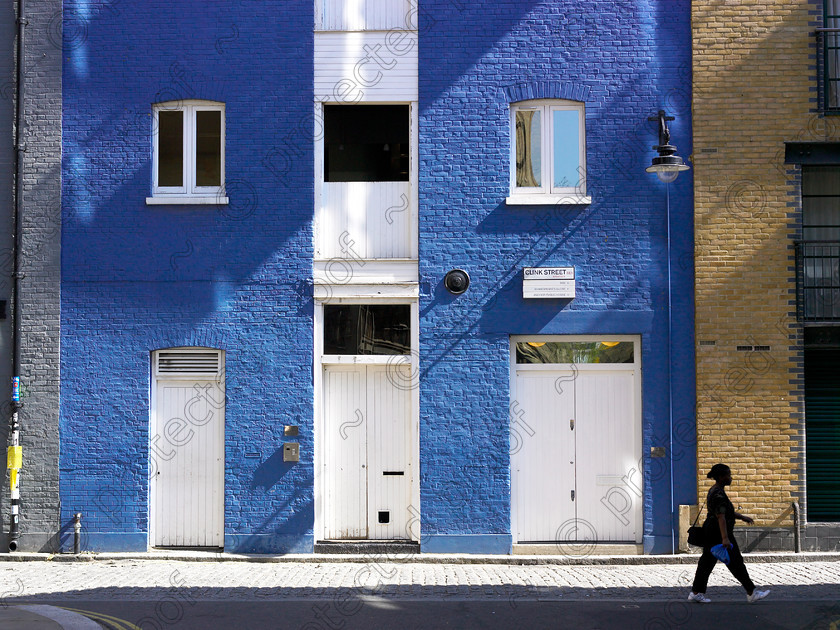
[
  {"xmin": 667, "ymin": 181, "xmax": 675, "ymax": 555},
  {"xmin": 8, "ymin": 0, "xmax": 27, "ymax": 553}
]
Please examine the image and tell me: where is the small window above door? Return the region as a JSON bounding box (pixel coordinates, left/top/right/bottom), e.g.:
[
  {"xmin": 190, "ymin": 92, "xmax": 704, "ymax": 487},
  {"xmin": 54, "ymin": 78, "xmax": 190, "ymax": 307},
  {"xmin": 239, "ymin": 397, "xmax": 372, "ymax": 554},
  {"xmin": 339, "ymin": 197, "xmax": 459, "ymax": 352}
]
[
  {"xmin": 515, "ymin": 341, "xmax": 634, "ymax": 364},
  {"xmin": 324, "ymin": 304, "xmax": 410, "ymax": 355}
]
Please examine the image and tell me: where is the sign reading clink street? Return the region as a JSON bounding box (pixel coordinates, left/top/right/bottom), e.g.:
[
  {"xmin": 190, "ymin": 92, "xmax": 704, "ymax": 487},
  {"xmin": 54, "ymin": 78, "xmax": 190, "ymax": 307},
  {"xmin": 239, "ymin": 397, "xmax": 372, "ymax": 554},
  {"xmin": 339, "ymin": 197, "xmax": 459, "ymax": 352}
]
[{"xmin": 523, "ymin": 267, "xmax": 576, "ymax": 299}]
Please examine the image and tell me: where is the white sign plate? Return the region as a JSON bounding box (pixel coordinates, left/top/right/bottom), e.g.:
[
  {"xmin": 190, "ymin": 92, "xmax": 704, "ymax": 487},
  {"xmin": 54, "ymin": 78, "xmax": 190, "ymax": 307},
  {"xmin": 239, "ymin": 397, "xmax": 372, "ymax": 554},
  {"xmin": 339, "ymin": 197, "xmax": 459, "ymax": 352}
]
[{"xmin": 523, "ymin": 267, "xmax": 575, "ymax": 299}]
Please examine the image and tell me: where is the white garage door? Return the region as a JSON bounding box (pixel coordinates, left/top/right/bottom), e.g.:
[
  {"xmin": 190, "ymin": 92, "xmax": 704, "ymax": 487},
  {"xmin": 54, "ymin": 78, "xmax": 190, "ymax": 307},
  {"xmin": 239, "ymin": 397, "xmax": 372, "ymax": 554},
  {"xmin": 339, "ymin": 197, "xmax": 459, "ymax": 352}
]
[{"xmin": 511, "ymin": 337, "xmax": 642, "ymax": 544}]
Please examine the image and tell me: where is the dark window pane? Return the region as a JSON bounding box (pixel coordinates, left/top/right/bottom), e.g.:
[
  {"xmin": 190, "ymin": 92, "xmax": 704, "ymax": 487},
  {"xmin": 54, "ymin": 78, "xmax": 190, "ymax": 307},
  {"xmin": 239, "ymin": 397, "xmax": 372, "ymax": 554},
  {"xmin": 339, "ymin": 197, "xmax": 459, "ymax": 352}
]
[
  {"xmin": 195, "ymin": 110, "xmax": 222, "ymax": 187},
  {"xmin": 158, "ymin": 110, "xmax": 183, "ymax": 187},
  {"xmin": 515, "ymin": 341, "xmax": 634, "ymax": 364},
  {"xmin": 325, "ymin": 105, "xmax": 409, "ymax": 182},
  {"xmin": 324, "ymin": 305, "xmax": 411, "ymax": 355}
]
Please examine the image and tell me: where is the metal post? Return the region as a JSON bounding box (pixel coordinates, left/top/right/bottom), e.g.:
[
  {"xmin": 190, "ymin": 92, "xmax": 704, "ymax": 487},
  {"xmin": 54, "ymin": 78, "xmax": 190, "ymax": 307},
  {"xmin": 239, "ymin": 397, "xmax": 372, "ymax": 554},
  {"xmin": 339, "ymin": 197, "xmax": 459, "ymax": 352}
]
[
  {"xmin": 792, "ymin": 502, "xmax": 801, "ymax": 553},
  {"xmin": 73, "ymin": 513, "xmax": 82, "ymax": 554}
]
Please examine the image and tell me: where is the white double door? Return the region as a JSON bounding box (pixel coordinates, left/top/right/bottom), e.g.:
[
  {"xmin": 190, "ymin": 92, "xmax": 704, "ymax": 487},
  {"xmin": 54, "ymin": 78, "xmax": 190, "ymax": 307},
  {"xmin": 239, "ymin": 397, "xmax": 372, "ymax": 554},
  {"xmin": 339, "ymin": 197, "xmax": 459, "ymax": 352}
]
[
  {"xmin": 512, "ymin": 365, "xmax": 642, "ymax": 543},
  {"xmin": 322, "ymin": 364, "xmax": 414, "ymax": 540}
]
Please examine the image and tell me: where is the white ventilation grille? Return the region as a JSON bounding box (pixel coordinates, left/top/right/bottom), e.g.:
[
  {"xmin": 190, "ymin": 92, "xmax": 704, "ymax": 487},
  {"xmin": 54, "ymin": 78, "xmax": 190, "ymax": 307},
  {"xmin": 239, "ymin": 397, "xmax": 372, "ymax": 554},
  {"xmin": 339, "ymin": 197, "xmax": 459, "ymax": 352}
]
[{"xmin": 156, "ymin": 351, "xmax": 221, "ymax": 376}]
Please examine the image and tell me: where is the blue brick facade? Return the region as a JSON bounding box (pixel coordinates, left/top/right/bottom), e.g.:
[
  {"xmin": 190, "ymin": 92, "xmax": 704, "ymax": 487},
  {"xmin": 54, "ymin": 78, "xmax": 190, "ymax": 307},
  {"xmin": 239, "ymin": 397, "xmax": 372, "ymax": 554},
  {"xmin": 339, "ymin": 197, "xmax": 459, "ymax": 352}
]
[
  {"xmin": 417, "ymin": 0, "xmax": 695, "ymax": 554},
  {"xmin": 60, "ymin": 0, "xmax": 315, "ymax": 552},
  {"xmin": 60, "ymin": 0, "xmax": 694, "ymax": 554}
]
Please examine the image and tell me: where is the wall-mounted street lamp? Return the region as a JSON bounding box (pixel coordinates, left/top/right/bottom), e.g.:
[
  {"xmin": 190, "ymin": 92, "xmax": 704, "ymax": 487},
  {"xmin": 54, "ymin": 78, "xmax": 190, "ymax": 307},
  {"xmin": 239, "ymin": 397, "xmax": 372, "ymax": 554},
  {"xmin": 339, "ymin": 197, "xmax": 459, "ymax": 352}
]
[
  {"xmin": 646, "ymin": 110, "xmax": 690, "ymax": 183},
  {"xmin": 646, "ymin": 109, "xmax": 689, "ymax": 555}
]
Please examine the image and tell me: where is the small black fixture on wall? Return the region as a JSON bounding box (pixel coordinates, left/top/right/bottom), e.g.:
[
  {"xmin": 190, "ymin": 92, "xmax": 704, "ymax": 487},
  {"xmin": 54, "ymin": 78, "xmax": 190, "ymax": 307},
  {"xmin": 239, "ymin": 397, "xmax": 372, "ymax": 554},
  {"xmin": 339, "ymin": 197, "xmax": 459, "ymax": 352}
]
[{"xmin": 444, "ymin": 269, "xmax": 470, "ymax": 295}]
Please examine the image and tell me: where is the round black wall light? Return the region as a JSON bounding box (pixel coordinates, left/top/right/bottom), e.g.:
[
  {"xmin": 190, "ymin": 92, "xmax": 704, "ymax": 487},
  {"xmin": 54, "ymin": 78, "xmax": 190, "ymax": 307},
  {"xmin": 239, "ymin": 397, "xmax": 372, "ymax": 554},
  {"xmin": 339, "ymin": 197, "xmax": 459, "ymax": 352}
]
[{"xmin": 444, "ymin": 269, "xmax": 470, "ymax": 295}]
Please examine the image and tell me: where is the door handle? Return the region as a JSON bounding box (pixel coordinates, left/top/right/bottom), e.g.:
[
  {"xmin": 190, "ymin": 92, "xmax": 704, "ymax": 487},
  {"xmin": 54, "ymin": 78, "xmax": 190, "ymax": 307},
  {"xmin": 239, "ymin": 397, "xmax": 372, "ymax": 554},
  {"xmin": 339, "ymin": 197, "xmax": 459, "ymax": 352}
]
[
  {"xmin": 571, "ymin": 490, "xmax": 575, "ymax": 501},
  {"xmin": 570, "ymin": 418, "xmax": 575, "ymax": 430}
]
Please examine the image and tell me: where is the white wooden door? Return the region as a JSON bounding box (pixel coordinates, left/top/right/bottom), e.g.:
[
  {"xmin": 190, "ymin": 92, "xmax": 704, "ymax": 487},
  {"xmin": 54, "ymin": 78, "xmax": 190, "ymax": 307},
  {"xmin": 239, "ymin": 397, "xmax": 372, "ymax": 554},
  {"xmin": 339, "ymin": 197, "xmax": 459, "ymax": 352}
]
[
  {"xmin": 323, "ymin": 366, "xmax": 368, "ymax": 539},
  {"xmin": 151, "ymin": 378, "xmax": 225, "ymax": 547},
  {"xmin": 323, "ymin": 364, "xmax": 412, "ymax": 540},
  {"xmin": 575, "ymin": 370, "xmax": 641, "ymax": 542},
  {"xmin": 367, "ymin": 364, "xmax": 412, "ymax": 539},
  {"xmin": 512, "ymin": 369, "xmax": 576, "ymax": 542}
]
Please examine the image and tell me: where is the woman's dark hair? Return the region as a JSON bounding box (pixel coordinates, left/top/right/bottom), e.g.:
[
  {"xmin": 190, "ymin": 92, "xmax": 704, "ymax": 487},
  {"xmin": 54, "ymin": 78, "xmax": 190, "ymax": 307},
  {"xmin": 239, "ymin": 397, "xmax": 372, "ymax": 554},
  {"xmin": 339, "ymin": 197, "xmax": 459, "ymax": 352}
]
[{"xmin": 707, "ymin": 464, "xmax": 731, "ymax": 480}]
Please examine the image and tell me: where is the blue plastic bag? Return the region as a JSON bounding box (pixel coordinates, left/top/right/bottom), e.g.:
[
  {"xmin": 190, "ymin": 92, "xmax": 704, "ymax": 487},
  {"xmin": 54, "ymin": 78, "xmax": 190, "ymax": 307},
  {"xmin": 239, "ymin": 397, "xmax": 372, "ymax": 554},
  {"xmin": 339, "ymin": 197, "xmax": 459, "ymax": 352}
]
[{"xmin": 711, "ymin": 544, "xmax": 731, "ymax": 565}]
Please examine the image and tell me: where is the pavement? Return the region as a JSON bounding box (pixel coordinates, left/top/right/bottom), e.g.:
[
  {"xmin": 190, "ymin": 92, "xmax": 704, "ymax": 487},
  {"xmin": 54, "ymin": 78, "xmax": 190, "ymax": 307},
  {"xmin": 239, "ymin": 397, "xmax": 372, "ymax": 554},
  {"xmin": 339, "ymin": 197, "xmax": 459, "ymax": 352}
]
[{"xmin": 0, "ymin": 551, "xmax": 837, "ymax": 629}]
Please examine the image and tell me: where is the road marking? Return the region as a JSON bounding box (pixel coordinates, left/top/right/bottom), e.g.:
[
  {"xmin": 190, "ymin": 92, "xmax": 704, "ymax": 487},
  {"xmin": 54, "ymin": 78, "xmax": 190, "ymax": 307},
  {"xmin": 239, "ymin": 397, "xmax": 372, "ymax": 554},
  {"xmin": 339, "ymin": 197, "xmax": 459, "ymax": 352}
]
[
  {"xmin": 17, "ymin": 605, "xmax": 101, "ymax": 629},
  {"xmin": 59, "ymin": 607, "xmax": 143, "ymax": 630}
]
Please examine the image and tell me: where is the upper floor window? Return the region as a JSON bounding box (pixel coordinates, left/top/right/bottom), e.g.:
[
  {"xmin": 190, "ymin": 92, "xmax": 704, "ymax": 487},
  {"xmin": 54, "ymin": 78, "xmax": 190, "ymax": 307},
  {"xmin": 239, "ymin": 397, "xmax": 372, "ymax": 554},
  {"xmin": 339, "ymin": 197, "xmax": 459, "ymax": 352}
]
[
  {"xmin": 797, "ymin": 165, "xmax": 840, "ymax": 321},
  {"xmin": 508, "ymin": 100, "xmax": 589, "ymax": 205},
  {"xmin": 820, "ymin": 1, "xmax": 840, "ymax": 112},
  {"xmin": 147, "ymin": 101, "xmax": 227, "ymax": 205},
  {"xmin": 324, "ymin": 105, "xmax": 409, "ymax": 182}
]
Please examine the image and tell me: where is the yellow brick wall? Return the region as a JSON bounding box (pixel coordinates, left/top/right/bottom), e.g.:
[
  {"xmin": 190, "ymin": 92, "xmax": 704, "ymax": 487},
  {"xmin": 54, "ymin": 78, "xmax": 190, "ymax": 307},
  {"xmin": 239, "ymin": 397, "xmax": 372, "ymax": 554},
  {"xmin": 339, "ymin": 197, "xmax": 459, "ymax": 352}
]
[{"xmin": 692, "ymin": 1, "xmax": 836, "ymax": 524}]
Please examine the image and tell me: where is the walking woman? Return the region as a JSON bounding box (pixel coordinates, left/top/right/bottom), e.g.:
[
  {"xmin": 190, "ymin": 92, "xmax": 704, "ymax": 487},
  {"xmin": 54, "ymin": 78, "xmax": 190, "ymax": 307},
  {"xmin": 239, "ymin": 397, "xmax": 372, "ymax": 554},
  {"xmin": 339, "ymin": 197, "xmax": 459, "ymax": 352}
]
[{"xmin": 688, "ymin": 464, "xmax": 770, "ymax": 604}]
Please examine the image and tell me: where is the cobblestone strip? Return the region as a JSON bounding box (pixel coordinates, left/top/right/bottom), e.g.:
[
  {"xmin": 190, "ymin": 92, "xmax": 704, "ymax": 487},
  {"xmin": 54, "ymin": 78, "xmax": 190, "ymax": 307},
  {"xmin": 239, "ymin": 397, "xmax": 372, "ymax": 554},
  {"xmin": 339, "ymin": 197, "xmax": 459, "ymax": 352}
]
[{"xmin": 1, "ymin": 561, "xmax": 838, "ymax": 602}]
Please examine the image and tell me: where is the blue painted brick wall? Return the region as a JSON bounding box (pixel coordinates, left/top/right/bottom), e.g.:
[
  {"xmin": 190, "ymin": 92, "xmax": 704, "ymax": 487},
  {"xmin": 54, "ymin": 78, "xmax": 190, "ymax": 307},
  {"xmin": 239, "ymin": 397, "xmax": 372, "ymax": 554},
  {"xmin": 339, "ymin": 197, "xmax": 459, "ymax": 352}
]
[
  {"xmin": 418, "ymin": 0, "xmax": 695, "ymax": 552},
  {"xmin": 61, "ymin": 0, "xmax": 314, "ymax": 552}
]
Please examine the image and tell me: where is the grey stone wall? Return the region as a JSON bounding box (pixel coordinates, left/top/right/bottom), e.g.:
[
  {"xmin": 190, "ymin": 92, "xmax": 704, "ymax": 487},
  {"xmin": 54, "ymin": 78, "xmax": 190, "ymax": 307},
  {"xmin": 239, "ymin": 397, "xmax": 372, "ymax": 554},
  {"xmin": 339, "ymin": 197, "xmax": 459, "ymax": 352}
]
[
  {"xmin": 0, "ymin": 0, "xmax": 62, "ymax": 553},
  {"xmin": 0, "ymin": 0, "xmax": 15, "ymax": 541}
]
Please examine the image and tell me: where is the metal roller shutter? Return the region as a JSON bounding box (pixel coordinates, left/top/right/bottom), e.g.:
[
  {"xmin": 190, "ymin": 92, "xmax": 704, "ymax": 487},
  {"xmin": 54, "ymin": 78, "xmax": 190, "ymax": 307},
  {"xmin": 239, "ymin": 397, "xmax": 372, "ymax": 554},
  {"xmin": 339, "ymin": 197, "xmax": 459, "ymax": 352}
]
[{"xmin": 805, "ymin": 345, "xmax": 840, "ymax": 522}]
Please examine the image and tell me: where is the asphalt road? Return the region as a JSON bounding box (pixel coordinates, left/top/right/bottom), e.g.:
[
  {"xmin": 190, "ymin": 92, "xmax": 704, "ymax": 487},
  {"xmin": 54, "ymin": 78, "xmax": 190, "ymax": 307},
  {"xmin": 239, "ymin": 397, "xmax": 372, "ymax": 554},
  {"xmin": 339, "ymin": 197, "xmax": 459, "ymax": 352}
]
[{"xmin": 9, "ymin": 598, "xmax": 839, "ymax": 630}]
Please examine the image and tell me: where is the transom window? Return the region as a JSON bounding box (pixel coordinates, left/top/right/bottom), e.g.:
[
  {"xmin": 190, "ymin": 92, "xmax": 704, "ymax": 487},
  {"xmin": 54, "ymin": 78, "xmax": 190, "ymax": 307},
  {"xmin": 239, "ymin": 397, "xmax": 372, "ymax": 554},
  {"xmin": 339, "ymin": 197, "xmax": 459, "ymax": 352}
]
[
  {"xmin": 508, "ymin": 100, "xmax": 588, "ymax": 204},
  {"xmin": 148, "ymin": 101, "xmax": 226, "ymax": 204},
  {"xmin": 323, "ymin": 304, "xmax": 410, "ymax": 355}
]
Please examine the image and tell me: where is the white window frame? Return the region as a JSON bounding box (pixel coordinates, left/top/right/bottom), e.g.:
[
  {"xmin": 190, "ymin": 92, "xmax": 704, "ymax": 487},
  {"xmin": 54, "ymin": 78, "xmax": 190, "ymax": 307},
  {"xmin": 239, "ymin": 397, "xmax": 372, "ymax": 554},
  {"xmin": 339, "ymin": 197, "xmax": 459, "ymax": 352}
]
[
  {"xmin": 507, "ymin": 99, "xmax": 590, "ymax": 206},
  {"xmin": 147, "ymin": 100, "xmax": 228, "ymax": 205}
]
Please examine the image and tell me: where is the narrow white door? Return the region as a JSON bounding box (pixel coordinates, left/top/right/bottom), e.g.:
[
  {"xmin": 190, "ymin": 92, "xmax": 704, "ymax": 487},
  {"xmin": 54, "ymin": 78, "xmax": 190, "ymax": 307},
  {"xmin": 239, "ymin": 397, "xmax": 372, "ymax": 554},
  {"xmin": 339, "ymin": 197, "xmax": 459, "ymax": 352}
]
[
  {"xmin": 151, "ymin": 351, "xmax": 225, "ymax": 548},
  {"xmin": 323, "ymin": 366, "xmax": 368, "ymax": 539},
  {"xmin": 512, "ymin": 369, "xmax": 576, "ymax": 542},
  {"xmin": 368, "ymin": 364, "xmax": 412, "ymax": 539},
  {"xmin": 574, "ymin": 370, "xmax": 641, "ymax": 541},
  {"xmin": 322, "ymin": 364, "xmax": 413, "ymax": 540}
]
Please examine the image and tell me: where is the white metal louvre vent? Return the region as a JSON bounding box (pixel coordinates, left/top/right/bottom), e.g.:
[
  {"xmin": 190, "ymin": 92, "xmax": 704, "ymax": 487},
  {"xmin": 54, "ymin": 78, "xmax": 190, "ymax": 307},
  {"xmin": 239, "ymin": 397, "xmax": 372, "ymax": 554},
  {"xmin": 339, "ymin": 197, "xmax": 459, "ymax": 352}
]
[{"xmin": 156, "ymin": 351, "xmax": 221, "ymax": 376}]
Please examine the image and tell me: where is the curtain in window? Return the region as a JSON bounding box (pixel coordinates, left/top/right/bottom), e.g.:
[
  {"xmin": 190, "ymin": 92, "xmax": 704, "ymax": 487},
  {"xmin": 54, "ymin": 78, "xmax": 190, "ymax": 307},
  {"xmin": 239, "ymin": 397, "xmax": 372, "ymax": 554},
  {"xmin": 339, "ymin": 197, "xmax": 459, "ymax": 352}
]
[
  {"xmin": 515, "ymin": 110, "xmax": 541, "ymax": 188},
  {"xmin": 828, "ymin": 0, "xmax": 840, "ymax": 108}
]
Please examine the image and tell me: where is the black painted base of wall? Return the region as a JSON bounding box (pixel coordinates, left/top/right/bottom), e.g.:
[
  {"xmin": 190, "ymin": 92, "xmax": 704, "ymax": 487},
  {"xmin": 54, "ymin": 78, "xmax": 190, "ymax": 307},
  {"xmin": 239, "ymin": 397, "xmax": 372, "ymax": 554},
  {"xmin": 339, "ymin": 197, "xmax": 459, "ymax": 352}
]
[
  {"xmin": 0, "ymin": 532, "xmax": 62, "ymax": 554},
  {"xmin": 315, "ymin": 540, "xmax": 420, "ymax": 555},
  {"xmin": 735, "ymin": 525, "xmax": 840, "ymax": 552}
]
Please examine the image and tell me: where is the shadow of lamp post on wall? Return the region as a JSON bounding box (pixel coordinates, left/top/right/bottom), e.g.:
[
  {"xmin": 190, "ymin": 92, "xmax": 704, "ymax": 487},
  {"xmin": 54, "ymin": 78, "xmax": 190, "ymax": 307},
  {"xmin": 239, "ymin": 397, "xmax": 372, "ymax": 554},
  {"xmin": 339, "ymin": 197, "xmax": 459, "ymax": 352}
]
[{"xmin": 647, "ymin": 110, "xmax": 690, "ymax": 553}]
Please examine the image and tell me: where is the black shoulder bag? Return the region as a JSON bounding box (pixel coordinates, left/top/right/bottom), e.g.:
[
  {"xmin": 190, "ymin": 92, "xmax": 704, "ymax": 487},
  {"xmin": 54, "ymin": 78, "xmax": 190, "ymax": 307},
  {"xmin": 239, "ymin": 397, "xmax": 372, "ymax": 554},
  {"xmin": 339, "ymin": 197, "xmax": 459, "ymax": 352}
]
[{"xmin": 687, "ymin": 500, "xmax": 706, "ymax": 548}]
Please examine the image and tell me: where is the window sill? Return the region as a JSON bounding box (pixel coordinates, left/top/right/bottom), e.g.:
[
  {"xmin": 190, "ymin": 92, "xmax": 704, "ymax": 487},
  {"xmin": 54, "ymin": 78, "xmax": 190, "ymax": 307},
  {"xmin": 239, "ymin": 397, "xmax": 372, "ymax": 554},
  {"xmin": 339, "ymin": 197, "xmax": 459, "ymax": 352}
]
[
  {"xmin": 146, "ymin": 196, "xmax": 229, "ymax": 206},
  {"xmin": 506, "ymin": 194, "xmax": 591, "ymax": 206}
]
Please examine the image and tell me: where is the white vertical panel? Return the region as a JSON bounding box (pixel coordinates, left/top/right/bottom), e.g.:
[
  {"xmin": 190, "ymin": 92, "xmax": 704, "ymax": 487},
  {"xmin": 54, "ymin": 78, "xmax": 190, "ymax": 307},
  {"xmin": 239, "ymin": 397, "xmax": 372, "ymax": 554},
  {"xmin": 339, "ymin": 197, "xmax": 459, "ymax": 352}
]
[
  {"xmin": 368, "ymin": 364, "xmax": 411, "ymax": 539},
  {"xmin": 152, "ymin": 379, "xmax": 224, "ymax": 547},
  {"xmin": 317, "ymin": 0, "xmax": 413, "ymax": 31},
  {"xmin": 512, "ymin": 370, "xmax": 576, "ymax": 542},
  {"xmin": 323, "ymin": 366, "xmax": 368, "ymax": 539},
  {"xmin": 575, "ymin": 370, "xmax": 641, "ymax": 543},
  {"xmin": 314, "ymin": 32, "xmax": 418, "ymax": 102},
  {"xmin": 318, "ymin": 181, "xmax": 411, "ymax": 259}
]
